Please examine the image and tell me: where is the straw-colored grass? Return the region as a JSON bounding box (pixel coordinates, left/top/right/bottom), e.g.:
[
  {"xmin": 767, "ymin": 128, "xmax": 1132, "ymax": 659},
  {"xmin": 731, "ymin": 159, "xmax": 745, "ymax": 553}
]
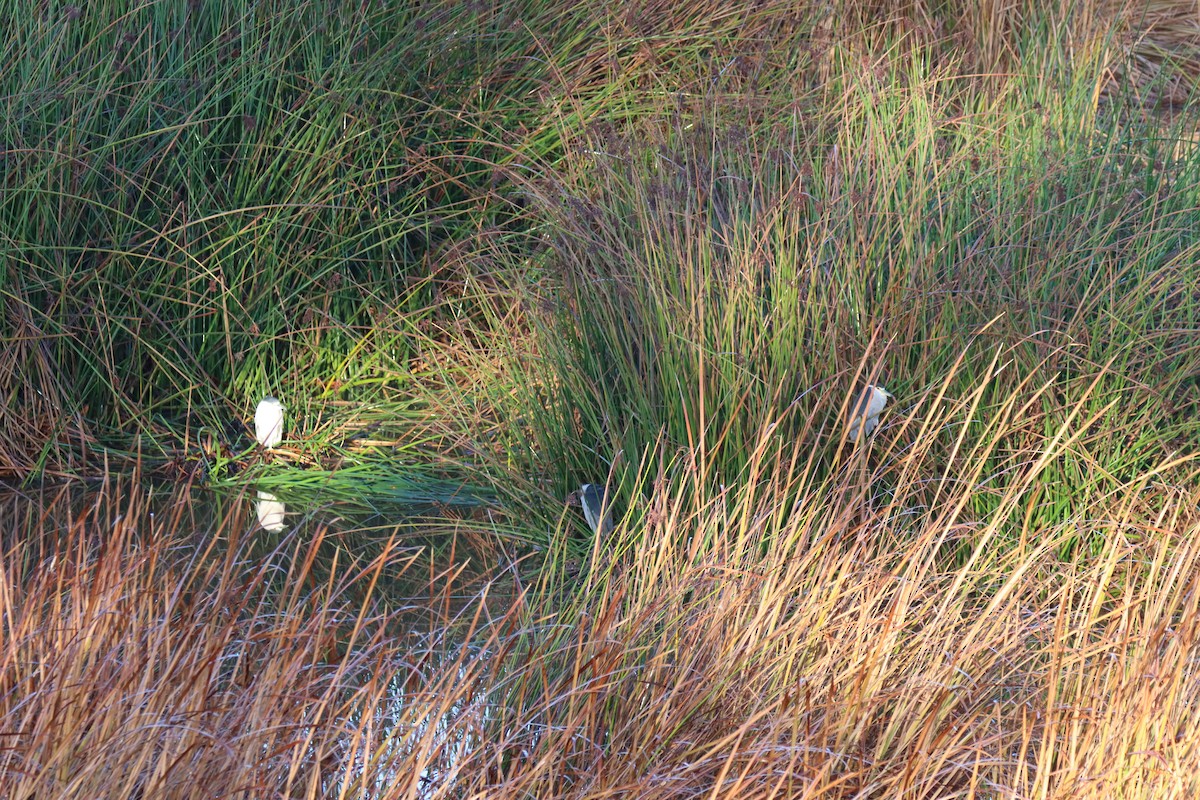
[{"xmin": 3, "ymin": 417, "xmax": 1199, "ymax": 797}]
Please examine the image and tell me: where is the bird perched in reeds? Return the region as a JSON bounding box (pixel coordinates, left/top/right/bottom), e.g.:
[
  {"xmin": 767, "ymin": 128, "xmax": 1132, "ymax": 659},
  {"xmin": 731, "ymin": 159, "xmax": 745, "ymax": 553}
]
[
  {"xmin": 254, "ymin": 396, "xmax": 285, "ymax": 448},
  {"xmin": 847, "ymin": 385, "xmax": 892, "ymax": 441},
  {"xmin": 570, "ymin": 483, "xmax": 614, "ymax": 537}
]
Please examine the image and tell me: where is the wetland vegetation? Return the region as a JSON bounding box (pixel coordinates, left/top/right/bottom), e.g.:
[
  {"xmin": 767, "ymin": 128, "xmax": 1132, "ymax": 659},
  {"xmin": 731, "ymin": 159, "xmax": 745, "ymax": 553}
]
[{"xmin": 3, "ymin": 0, "xmax": 1200, "ymax": 797}]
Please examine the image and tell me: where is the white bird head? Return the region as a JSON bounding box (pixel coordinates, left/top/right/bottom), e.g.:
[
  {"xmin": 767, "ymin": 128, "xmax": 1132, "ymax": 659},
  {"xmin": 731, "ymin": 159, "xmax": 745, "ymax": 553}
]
[
  {"xmin": 847, "ymin": 384, "xmax": 892, "ymax": 441},
  {"xmin": 254, "ymin": 396, "xmax": 285, "ymax": 448}
]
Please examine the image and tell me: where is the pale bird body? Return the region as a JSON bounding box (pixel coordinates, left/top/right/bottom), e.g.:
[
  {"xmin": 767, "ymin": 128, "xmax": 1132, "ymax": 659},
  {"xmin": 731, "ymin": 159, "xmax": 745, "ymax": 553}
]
[
  {"xmin": 254, "ymin": 396, "xmax": 285, "ymax": 448},
  {"xmin": 847, "ymin": 385, "xmax": 892, "ymax": 441}
]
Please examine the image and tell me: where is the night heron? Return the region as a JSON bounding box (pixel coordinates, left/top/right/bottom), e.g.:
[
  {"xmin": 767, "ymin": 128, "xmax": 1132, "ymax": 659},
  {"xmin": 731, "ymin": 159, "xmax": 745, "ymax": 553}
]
[
  {"xmin": 847, "ymin": 385, "xmax": 892, "ymax": 441},
  {"xmin": 254, "ymin": 396, "xmax": 285, "ymax": 448},
  {"xmin": 575, "ymin": 483, "xmax": 614, "ymax": 537}
]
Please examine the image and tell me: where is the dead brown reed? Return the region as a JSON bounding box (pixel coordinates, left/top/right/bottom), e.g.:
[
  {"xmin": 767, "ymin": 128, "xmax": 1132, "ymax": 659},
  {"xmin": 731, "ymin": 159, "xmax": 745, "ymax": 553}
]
[
  {"xmin": 3, "ymin": 390, "xmax": 1200, "ymax": 798},
  {"xmin": 0, "ymin": 479, "xmax": 444, "ymax": 798}
]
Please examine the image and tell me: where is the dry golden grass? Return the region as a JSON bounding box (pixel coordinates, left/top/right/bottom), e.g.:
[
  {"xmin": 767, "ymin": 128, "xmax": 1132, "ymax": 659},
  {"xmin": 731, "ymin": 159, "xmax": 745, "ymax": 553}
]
[{"xmin": 3, "ymin": 386, "xmax": 1199, "ymax": 798}]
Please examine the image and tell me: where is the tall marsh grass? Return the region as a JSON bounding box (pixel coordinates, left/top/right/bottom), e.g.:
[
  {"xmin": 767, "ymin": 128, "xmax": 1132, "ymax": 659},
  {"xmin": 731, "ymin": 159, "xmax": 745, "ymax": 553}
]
[
  {"xmin": 3, "ymin": 439, "xmax": 1199, "ymax": 797},
  {"xmin": 0, "ymin": 0, "xmax": 598, "ymax": 476},
  {"xmin": 4, "ymin": 0, "xmax": 1200, "ymax": 797},
  {"xmin": 513, "ymin": 43, "xmax": 1200, "ymax": 531},
  {"xmin": 4, "ymin": 0, "xmax": 1200, "ymax": 484}
]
